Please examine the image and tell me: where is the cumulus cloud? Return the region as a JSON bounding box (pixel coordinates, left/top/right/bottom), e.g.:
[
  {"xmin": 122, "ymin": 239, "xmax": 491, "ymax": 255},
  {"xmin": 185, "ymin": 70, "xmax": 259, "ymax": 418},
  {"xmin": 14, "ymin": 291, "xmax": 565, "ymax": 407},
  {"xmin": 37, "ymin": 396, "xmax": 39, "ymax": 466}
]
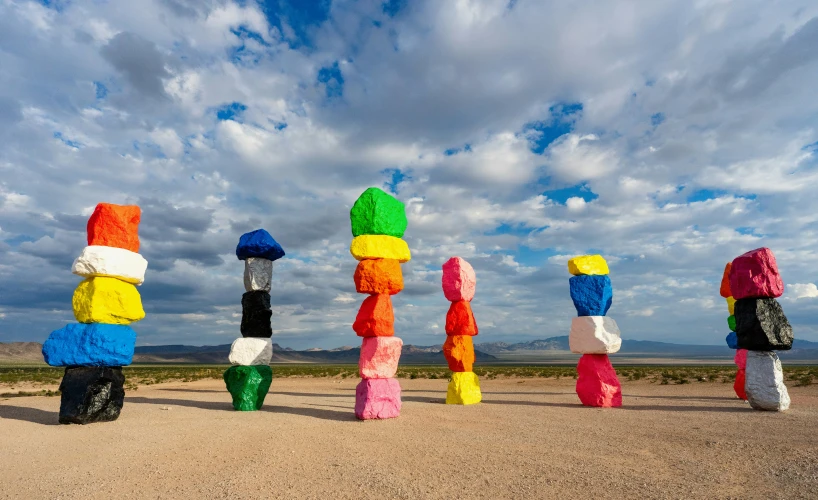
[{"xmin": 1, "ymin": 0, "xmax": 818, "ymax": 347}]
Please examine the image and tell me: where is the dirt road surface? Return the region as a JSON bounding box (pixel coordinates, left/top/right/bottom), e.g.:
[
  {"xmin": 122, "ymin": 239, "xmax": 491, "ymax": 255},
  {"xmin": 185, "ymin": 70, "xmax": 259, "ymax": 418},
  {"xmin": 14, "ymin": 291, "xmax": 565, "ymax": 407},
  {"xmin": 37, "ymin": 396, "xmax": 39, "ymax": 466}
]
[{"xmin": 1, "ymin": 378, "xmax": 816, "ymax": 499}]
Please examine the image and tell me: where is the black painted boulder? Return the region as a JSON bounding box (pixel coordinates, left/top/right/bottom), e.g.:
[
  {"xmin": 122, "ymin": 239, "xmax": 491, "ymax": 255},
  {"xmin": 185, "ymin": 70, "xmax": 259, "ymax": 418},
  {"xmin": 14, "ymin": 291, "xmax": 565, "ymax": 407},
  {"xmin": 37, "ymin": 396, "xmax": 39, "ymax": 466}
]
[
  {"xmin": 58, "ymin": 366, "xmax": 125, "ymax": 424},
  {"xmin": 240, "ymin": 290, "xmax": 272, "ymax": 338},
  {"xmin": 735, "ymin": 298, "xmax": 793, "ymax": 351}
]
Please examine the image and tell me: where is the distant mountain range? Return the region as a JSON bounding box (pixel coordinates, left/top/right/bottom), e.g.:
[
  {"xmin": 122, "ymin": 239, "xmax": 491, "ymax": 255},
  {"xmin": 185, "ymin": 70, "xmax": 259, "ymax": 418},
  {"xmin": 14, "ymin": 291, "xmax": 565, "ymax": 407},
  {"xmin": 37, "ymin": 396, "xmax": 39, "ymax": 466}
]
[{"xmin": 2, "ymin": 337, "xmax": 817, "ymax": 364}]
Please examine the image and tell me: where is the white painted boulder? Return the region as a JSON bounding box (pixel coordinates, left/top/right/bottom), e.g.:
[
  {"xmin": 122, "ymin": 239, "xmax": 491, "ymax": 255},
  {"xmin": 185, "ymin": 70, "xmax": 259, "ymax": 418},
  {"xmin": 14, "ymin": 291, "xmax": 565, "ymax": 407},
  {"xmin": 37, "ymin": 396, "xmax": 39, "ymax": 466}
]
[
  {"xmin": 243, "ymin": 257, "xmax": 273, "ymax": 292},
  {"xmin": 745, "ymin": 350, "xmax": 790, "ymax": 411},
  {"xmin": 72, "ymin": 245, "xmax": 148, "ymax": 285},
  {"xmin": 569, "ymin": 316, "xmax": 622, "ymax": 354},
  {"xmin": 229, "ymin": 338, "xmax": 273, "ymax": 366}
]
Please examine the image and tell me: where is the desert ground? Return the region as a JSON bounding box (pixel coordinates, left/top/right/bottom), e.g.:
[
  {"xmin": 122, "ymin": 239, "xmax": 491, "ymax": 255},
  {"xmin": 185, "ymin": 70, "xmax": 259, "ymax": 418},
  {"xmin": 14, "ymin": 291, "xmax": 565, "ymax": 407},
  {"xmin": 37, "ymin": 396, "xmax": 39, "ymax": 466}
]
[{"xmin": 1, "ymin": 378, "xmax": 817, "ymax": 499}]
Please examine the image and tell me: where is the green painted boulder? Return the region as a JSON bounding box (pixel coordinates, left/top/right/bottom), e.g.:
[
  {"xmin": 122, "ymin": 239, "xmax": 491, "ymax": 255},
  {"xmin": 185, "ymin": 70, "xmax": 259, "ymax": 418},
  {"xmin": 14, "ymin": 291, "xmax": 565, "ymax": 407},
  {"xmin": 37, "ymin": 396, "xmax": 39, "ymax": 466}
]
[
  {"xmin": 223, "ymin": 365, "xmax": 272, "ymax": 411},
  {"xmin": 350, "ymin": 187, "xmax": 407, "ymax": 237},
  {"xmin": 727, "ymin": 315, "xmax": 736, "ymax": 332}
]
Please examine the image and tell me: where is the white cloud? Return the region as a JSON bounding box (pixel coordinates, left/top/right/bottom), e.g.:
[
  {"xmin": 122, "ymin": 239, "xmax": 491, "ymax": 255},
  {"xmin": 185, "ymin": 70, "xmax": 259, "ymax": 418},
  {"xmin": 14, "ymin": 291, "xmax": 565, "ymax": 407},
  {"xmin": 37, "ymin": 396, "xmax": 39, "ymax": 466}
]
[{"xmin": 787, "ymin": 283, "xmax": 818, "ymax": 300}]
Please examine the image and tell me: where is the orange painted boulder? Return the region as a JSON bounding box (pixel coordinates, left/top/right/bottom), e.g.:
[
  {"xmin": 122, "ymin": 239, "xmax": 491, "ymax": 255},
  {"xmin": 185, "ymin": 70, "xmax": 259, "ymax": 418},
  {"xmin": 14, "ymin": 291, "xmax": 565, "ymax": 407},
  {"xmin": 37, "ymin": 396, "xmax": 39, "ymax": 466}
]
[
  {"xmin": 354, "ymin": 259, "xmax": 403, "ymax": 295},
  {"xmin": 719, "ymin": 263, "xmax": 732, "ymax": 298},
  {"xmin": 86, "ymin": 203, "xmax": 141, "ymax": 252},
  {"xmin": 575, "ymin": 354, "xmax": 622, "ymax": 407},
  {"xmin": 445, "ymin": 300, "xmax": 478, "ymax": 336},
  {"xmin": 734, "ymin": 369, "xmax": 747, "ymax": 400},
  {"xmin": 443, "ymin": 335, "xmax": 475, "ymax": 372},
  {"xmin": 353, "ymin": 294, "xmax": 394, "ymax": 337}
]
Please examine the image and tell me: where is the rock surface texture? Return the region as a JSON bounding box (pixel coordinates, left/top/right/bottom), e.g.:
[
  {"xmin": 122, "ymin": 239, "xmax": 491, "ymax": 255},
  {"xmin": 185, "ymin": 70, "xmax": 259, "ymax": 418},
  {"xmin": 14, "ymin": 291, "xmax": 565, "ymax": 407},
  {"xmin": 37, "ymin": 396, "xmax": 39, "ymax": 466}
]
[
  {"xmin": 72, "ymin": 277, "xmax": 145, "ymax": 324},
  {"xmin": 43, "ymin": 323, "xmax": 136, "ymax": 367},
  {"xmin": 569, "ymin": 275, "xmax": 613, "ymax": 316},
  {"xmin": 350, "ymin": 188, "xmax": 408, "ymax": 418},
  {"xmin": 228, "ymin": 338, "xmax": 273, "ymax": 366},
  {"xmin": 575, "ymin": 354, "xmax": 622, "ymax": 408},
  {"xmin": 243, "ymin": 257, "xmax": 273, "ymax": 292},
  {"xmin": 443, "ymin": 335, "xmax": 475, "ymax": 372},
  {"xmin": 240, "ymin": 291, "xmax": 273, "ymax": 338},
  {"xmin": 446, "ymin": 372, "xmax": 483, "ymax": 405},
  {"xmin": 86, "ymin": 203, "xmax": 141, "ymax": 252},
  {"xmin": 719, "ymin": 263, "xmax": 732, "ymax": 298},
  {"xmin": 745, "ymin": 351, "xmax": 790, "ymax": 411},
  {"xmin": 735, "ymin": 298, "xmax": 793, "ymax": 351},
  {"xmin": 569, "ymin": 316, "xmax": 622, "ymax": 354},
  {"xmin": 441, "ymin": 257, "xmax": 476, "ymax": 302},
  {"xmin": 729, "ymin": 247, "xmax": 784, "ymax": 300},
  {"xmin": 72, "ymin": 245, "xmax": 148, "ymax": 285},
  {"xmin": 445, "ymin": 300, "xmax": 478, "ymax": 336},
  {"xmin": 58, "ymin": 366, "xmax": 126, "ymax": 424},
  {"xmin": 235, "ymin": 229, "xmax": 285, "ymax": 262},
  {"xmin": 223, "ymin": 365, "xmax": 273, "ymax": 411},
  {"xmin": 567, "ymin": 255, "xmax": 610, "ymax": 276}
]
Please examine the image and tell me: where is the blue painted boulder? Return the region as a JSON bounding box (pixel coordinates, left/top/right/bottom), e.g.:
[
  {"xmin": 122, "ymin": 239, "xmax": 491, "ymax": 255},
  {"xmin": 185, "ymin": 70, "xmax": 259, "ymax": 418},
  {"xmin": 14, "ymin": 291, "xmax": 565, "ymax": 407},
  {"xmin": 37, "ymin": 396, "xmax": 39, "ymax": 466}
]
[
  {"xmin": 236, "ymin": 229, "xmax": 285, "ymax": 262},
  {"xmin": 569, "ymin": 275, "xmax": 613, "ymax": 316},
  {"xmin": 726, "ymin": 331, "xmax": 738, "ymax": 349},
  {"xmin": 42, "ymin": 323, "xmax": 136, "ymax": 366}
]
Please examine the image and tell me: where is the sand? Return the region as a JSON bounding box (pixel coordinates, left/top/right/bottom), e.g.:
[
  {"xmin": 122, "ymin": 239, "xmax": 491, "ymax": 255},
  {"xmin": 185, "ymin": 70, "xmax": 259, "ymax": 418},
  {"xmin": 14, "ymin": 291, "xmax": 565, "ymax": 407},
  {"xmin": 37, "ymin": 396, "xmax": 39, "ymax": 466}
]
[{"xmin": 1, "ymin": 378, "xmax": 816, "ymax": 499}]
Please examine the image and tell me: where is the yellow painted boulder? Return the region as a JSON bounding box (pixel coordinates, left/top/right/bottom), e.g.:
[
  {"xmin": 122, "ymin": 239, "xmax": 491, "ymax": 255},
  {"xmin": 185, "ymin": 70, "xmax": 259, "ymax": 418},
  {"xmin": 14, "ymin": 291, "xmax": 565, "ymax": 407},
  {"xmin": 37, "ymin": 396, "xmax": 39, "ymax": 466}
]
[
  {"xmin": 568, "ymin": 255, "xmax": 609, "ymax": 276},
  {"xmin": 446, "ymin": 371, "xmax": 482, "ymax": 405},
  {"xmin": 72, "ymin": 277, "xmax": 145, "ymax": 324},
  {"xmin": 726, "ymin": 296, "xmax": 735, "ymax": 315},
  {"xmin": 350, "ymin": 235, "xmax": 411, "ymax": 263}
]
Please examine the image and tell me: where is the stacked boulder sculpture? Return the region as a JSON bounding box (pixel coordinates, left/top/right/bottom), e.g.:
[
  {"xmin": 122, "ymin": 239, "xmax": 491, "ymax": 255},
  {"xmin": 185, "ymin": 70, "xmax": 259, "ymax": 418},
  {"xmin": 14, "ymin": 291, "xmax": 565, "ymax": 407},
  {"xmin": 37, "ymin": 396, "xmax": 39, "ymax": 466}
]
[
  {"xmin": 442, "ymin": 257, "xmax": 482, "ymax": 405},
  {"xmin": 720, "ymin": 263, "xmax": 747, "ymax": 400},
  {"xmin": 224, "ymin": 229, "xmax": 284, "ymax": 411},
  {"xmin": 350, "ymin": 187, "xmax": 410, "ymax": 420},
  {"xmin": 729, "ymin": 247, "xmax": 792, "ymax": 411},
  {"xmin": 42, "ymin": 203, "xmax": 147, "ymax": 424},
  {"xmin": 567, "ymin": 255, "xmax": 622, "ymax": 407}
]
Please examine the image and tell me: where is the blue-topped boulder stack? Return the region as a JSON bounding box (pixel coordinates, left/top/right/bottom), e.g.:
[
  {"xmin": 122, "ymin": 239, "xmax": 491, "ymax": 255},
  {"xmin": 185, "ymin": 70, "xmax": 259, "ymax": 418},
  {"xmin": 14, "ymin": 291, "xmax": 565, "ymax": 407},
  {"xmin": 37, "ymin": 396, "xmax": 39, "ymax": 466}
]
[
  {"xmin": 224, "ymin": 229, "xmax": 284, "ymax": 411},
  {"xmin": 567, "ymin": 255, "xmax": 622, "ymax": 408},
  {"xmin": 42, "ymin": 202, "xmax": 147, "ymax": 424}
]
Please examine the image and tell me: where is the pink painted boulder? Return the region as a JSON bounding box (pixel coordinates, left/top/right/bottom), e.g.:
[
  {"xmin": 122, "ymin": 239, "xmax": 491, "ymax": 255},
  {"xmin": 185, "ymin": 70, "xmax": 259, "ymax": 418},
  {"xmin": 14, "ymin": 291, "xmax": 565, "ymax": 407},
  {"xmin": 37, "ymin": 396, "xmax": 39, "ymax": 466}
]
[
  {"xmin": 359, "ymin": 337, "xmax": 403, "ymax": 379},
  {"xmin": 355, "ymin": 378, "xmax": 402, "ymax": 420},
  {"xmin": 734, "ymin": 348, "xmax": 748, "ymax": 370},
  {"xmin": 728, "ymin": 248, "xmax": 784, "ymax": 299},
  {"xmin": 442, "ymin": 257, "xmax": 476, "ymax": 302},
  {"xmin": 576, "ymin": 354, "xmax": 622, "ymax": 407}
]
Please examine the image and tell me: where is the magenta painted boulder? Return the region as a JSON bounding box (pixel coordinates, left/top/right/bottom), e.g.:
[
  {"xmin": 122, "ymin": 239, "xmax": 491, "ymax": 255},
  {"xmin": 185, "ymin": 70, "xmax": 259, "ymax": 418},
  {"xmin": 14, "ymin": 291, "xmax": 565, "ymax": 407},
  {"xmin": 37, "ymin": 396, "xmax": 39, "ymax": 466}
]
[
  {"xmin": 576, "ymin": 354, "xmax": 622, "ymax": 408},
  {"xmin": 442, "ymin": 257, "xmax": 476, "ymax": 302},
  {"xmin": 728, "ymin": 247, "xmax": 784, "ymax": 299},
  {"xmin": 734, "ymin": 348, "xmax": 748, "ymax": 370},
  {"xmin": 359, "ymin": 337, "xmax": 403, "ymax": 379},
  {"xmin": 355, "ymin": 378, "xmax": 402, "ymax": 420}
]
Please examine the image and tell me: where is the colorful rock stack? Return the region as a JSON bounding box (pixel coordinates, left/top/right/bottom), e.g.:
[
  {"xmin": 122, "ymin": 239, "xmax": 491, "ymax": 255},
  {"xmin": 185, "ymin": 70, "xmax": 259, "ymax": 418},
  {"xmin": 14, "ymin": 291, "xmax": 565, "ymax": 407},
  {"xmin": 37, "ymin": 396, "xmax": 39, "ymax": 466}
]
[
  {"xmin": 441, "ymin": 257, "xmax": 482, "ymax": 405},
  {"xmin": 567, "ymin": 255, "xmax": 622, "ymax": 407},
  {"xmin": 42, "ymin": 203, "xmax": 147, "ymax": 424},
  {"xmin": 223, "ymin": 229, "xmax": 284, "ymax": 411},
  {"xmin": 720, "ymin": 263, "xmax": 747, "ymax": 400},
  {"xmin": 730, "ymin": 247, "xmax": 793, "ymax": 411},
  {"xmin": 349, "ymin": 187, "xmax": 410, "ymax": 420}
]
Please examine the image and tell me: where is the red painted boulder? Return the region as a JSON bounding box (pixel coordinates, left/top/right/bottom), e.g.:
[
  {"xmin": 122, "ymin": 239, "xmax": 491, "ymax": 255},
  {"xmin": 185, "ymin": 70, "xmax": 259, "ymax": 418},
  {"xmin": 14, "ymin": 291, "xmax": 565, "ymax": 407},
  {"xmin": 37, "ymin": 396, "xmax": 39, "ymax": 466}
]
[
  {"xmin": 442, "ymin": 257, "xmax": 476, "ymax": 302},
  {"xmin": 576, "ymin": 354, "xmax": 622, "ymax": 408},
  {"xmin": 719, "ymin": 263, "xmax": 732, "ymax": 298},
  {"xmin": 355, "ymin": 378, "xmax": 402, "ymax": 420},
  {"xmin": 734, "ymin": 348, "xmax": 748, "ymax": 370},
  {"xmin": 353, "ymin": 294, "xmax": 394, "ymax": 337},
  {"xmin": 87, "ymin": 203, "xmax": 141, "ymax": 252},
  {"xmin": 445, "ymin": 300, "xmax": 478, "ymax": 336},
  {"xmin": 734, "ymin": 369, "xmax": 747, "ymax": 400},
  {"xmin": 728, "ymin": 248, "xmax": 784, "ymax": 299},
  {"xmin": 359, "ymin": 337, "xmax": 403, "ymax": 379}
]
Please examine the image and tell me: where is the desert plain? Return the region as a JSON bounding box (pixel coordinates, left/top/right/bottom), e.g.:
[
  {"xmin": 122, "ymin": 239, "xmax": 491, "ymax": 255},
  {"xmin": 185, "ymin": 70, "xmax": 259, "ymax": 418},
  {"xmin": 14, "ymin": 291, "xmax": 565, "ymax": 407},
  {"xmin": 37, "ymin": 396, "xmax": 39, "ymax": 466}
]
[{"xmin": 1, "ymin": 377, "xmax": 817, "ymax": 499}]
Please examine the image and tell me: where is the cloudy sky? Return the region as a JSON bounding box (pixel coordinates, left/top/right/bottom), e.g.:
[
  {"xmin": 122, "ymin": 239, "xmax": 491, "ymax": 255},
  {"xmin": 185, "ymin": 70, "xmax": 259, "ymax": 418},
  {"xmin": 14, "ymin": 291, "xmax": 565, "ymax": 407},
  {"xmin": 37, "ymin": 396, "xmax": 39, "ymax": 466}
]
[{"xmin": 1, "ymin": 0, "xmax": 817, "ymax": 349}]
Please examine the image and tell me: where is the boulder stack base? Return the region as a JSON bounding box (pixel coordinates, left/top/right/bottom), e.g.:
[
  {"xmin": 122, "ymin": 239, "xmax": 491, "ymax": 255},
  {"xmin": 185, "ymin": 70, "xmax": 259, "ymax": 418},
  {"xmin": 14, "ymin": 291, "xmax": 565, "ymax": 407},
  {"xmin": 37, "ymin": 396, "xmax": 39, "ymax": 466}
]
[
  {"xmin": 350, "ymin": 187, "xmax": 410, "ymax": 419},
  {"xmin": 43, "ymin": 202, "xmax": 146, "ymax": 424},
  {"xmin": 567, "ymin": 254, "xmax": 622, "ymax": 407},
  {"xmin": 442, "ymin": 257, "xmax": 482, "ymax": 405},
  {"xmin": 225, "ymin": 229, "xmax": 284, "ymax": 411}
]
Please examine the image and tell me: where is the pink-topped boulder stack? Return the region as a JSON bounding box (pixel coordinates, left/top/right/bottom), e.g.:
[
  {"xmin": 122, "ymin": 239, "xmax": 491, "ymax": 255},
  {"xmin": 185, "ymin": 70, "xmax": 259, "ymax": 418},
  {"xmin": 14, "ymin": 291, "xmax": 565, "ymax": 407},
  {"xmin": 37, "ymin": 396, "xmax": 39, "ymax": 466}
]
[
  {"xmin": 442, "ymin": 257, "xmax": 476, "ymax": 302},
  {"xmin": 359, "ymin": 337, "xmax": 403, "ymax": 379},
  {"xmin": 728, "ymin": 247, "xmax": 784, "ymax": 300},
  {"xmin": 575, "ymin": 354, "xmax": 622, "ymax": 408},
  {"xmin": 355, "ymin": 378, "xmax": 402, "ymax": 420}
]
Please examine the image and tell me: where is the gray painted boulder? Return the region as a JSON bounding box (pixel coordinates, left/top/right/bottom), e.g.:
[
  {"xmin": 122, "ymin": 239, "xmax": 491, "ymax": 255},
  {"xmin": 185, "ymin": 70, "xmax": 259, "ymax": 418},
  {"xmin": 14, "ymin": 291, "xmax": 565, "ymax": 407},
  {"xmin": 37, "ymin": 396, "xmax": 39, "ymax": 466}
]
[
  {"xmin": 243, "ymin": 257, "xmax": 273, "ymax": 292},
  {"xmin": 745, "ymin": 351, "xmax": 790, "ymax": 411}
]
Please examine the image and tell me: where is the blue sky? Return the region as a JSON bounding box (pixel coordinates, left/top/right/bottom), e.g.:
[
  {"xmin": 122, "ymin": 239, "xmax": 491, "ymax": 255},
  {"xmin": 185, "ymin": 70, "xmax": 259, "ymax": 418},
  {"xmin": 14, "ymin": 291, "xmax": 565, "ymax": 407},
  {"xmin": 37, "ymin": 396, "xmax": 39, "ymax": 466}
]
[{"xmin": 1, "ymin": 0, "xmax": 817, "ymax": 348}]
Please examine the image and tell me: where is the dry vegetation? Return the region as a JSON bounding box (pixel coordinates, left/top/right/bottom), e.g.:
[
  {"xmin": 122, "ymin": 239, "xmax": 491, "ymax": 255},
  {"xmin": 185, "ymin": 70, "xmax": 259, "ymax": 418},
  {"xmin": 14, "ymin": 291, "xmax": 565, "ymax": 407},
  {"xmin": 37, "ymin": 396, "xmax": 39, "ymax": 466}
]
[{"xmin": 1, "ymin": 364, "xmax": 816, "ymax": 398}]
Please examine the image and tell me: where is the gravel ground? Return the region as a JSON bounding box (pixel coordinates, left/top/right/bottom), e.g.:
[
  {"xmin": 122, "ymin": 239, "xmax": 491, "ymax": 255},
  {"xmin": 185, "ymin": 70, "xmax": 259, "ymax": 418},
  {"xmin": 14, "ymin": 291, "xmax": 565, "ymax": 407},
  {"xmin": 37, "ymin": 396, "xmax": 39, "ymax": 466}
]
[{"xmin": 1, "ymin": 377, "xmax": 816, "ymax": 499}]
